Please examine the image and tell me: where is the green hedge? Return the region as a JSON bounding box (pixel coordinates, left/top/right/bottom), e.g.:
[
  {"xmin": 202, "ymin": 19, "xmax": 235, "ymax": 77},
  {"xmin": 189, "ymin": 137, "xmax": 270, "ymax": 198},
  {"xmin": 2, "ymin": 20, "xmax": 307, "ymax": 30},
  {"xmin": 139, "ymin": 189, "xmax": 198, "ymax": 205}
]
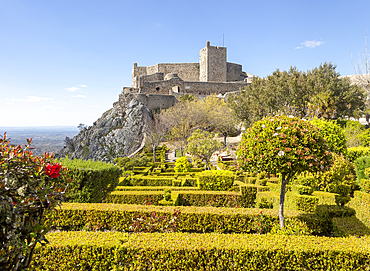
[
  {"xmin": 294, "ymin": 194, "xmax": 319, "ymax": 212},
  {"xmin": 348, "ymin": 191, "xmax": 370, "ymax": 229},
  {"xmin": 44, "ymin": 203, "xmax": 328, "ymax": 235},
  {"xmin": 333, "ymin": 216, "xmax": 370, "ymax": 237},
  {"xmin": 106, "ymin": 191, "xmax": 164, "ymax": 205},
  {"xmin": 348, "ymin": 146, "xmax": 370, "ymax": 162},
  {"xmin": 197, "ymin": 170, "xmax": 235, "ymax": 191},
  {"xmin": 130, "ymin": 175, "xmax": 175, "ymax": 186},
  {"xmin": 115, "ymin": 186, "xmax": 199, "ymax": 191},
  {"xmin": 312, "ymin": 191, "xmax": 338, "ymax": 205},
  {"xmin": 59, "ymin": 157, "xmax": 122, "ymax": 203},
  {"xmin": 354, "ymin": 156, "xmax": 370, "ymax": 180},
  {"xmin": 176, "ymin": 191, "xmax": 248, "ymax": 208},
  {"xmin": 31, "ymin": 232, "xmax": 370, "ymax": 270}
]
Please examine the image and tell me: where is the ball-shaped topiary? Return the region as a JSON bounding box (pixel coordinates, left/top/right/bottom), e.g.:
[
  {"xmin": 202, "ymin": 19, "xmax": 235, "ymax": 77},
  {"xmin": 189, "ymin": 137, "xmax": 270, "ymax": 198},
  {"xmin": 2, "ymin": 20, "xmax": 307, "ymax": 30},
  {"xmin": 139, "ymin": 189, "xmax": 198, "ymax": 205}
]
[
  {"xmin": 237, "ymin": 115, "xmax": 332, "ymax": 228},
  {"xmin": 174, "ymin": 156, "xmax": 191, "ymax": 173}
]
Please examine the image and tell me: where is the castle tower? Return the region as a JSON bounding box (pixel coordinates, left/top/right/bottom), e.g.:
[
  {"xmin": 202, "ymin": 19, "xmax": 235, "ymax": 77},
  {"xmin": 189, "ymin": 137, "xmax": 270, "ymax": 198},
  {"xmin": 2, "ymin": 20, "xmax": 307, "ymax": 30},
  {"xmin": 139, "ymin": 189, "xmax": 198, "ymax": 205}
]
[{"xmin": 199, "ymin": 41, "xmax": 227, "ymax": 82}]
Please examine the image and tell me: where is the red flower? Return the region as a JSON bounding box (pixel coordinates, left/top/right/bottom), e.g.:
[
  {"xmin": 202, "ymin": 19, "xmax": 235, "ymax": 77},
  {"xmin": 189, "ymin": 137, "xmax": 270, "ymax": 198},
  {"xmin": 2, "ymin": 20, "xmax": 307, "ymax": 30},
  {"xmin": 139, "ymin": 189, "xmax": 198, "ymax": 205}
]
[{"xmin": 45, "ymin": 163, "xmax": 62, "ymax": 178}]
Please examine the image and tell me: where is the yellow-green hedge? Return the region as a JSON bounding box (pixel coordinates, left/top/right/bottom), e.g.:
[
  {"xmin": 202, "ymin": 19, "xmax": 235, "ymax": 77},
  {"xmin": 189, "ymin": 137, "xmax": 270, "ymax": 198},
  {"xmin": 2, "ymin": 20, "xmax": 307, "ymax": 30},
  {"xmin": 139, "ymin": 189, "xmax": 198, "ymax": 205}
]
[
  {"xmin": 31, "ymin": 231, "xmax": 370, "ymax": 270},
  {"xmin": 349, "ymin": 190, "xmax": 370, "ymax": 229},
  {"xmin": 106, "ymin": 191, "xmax": 164, "ymax": 205},
  {"xmin": 176, "ymin": 190, "xmax": 247, "ymax": 208},
  {"xmin": 44, "ymin": 203, "xmax": 328, "ymax": 234}
]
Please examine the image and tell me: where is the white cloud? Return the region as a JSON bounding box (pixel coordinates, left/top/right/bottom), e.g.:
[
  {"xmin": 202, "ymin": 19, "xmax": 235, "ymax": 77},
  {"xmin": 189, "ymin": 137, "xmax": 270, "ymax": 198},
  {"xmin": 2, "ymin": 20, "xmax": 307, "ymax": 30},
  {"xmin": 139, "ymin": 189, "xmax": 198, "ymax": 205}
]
[
  {"xmin": 295, "ymin": 40, "xmax": 325, "ymax": 49},
  {"xmin": 66, "ymin": 86, "xmax": 80, "ymax": 92},
  {"xmin": 88, "ymin": 105, "xmax": 98, "ymax": 108},
  {"xmin": 78, "ymin": 84, "xmax": 87, "ymax": 87},
  {"xmin": 26, "ymin": 96, "xmax": 54, "ymax": 102},
  {"xmin": 72, "ymin": 94, "xmax": 86, "ymax": 98}
]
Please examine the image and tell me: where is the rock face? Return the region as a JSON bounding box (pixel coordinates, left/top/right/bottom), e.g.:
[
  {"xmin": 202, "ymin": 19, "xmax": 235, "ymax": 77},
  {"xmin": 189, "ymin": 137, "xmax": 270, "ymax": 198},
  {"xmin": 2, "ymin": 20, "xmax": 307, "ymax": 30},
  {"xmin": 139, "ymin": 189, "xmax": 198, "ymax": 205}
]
[{"xmin": 57, "ymin": 97, "xmax": 153, "ymax": 162}]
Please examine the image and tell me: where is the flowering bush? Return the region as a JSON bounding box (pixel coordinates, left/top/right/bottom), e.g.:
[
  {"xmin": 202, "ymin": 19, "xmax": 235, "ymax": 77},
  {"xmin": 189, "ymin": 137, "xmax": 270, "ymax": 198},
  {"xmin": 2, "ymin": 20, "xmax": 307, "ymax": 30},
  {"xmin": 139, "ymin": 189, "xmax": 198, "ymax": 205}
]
[
  {"xmin": 0, "ymin": 133, "xmax": 68, "ymax": 270},
  {"xmin": 237, "ymin": 115, "xmax": 332, "ymax": 228}
]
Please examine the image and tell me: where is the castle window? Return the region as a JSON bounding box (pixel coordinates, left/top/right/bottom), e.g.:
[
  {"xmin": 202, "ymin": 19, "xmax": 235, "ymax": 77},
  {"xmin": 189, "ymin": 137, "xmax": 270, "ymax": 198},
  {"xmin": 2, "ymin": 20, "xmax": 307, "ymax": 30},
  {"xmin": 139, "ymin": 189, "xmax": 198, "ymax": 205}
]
[
  {"xmin": 172, "ymin": 86, "xmax": 180, "ymax": 93},
  {"xmin": 156, "ymin": 87, "xmax": 160, "ymax": 91}
]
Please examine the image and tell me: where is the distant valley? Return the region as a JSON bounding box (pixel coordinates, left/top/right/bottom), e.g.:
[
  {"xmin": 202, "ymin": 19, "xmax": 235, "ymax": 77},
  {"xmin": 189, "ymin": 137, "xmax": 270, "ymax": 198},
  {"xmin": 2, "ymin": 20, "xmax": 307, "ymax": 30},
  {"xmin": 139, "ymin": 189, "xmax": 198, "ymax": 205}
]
[{"xmin": 0, "ymin": 126, "xmax": 79, "ymax": 156}]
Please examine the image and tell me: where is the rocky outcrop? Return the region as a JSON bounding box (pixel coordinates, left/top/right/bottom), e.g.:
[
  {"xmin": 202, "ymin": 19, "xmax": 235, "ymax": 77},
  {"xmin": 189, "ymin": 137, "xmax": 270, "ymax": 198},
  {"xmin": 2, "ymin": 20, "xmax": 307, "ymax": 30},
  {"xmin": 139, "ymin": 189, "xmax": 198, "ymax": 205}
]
[{"xmin": 57, "ymin": 97, "xmax": 153, "ymax": 162}]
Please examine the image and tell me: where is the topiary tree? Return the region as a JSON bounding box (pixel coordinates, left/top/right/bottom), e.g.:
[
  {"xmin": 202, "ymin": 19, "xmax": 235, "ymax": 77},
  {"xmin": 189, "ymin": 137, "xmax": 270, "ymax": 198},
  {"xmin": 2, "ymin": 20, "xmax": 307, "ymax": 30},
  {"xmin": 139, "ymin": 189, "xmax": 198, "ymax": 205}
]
[
  {"xmin": 186, "ymin": 129, "xmax": 222, "ymax": 170},
  {"xmin": 310, "ymin": 118, "xmax": 347, "ymax": 156},
  {"xmin": 174, "ymin": 156, "xmax": 191, "ymax": 173},
  {"xmin": 317, "ymin": 153, "xmax": 357, "ymax": 193},
  {"xmin": 0, "ymin": 133, "xmax": 68, "ymax": 270},
  {"xmin": 237, "ymin": 115, "xmax": 332, "ymax": 228}
]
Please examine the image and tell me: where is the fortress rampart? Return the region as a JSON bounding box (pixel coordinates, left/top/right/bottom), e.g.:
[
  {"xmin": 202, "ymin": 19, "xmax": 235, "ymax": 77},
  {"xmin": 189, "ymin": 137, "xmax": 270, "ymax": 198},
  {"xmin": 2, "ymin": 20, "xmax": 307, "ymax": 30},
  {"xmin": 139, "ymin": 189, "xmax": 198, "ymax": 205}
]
[{"xmin": 122, "ymin": 41, "xmax": 254, "ymax": 109}]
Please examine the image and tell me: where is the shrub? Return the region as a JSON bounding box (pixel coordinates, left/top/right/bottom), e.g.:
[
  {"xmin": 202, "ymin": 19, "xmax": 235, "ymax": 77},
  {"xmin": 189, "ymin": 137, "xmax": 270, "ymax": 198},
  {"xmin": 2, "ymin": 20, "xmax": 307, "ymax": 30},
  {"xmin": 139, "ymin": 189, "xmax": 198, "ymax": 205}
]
[
  {"xmin": 59, "ymin": 157, "xmax": 122, "ymax": 203},
  {"xmin": 348, "ymin": 191, "xmax": 370, "ymax": 229},
  {"xmin": 347, "ymin": 146, "xmax": 370, "ymax": 162},
  {"xmin": 315, "ymin": 205, "xmax": 356, "ymax": 218},
  {"xmin": 106, "ymin": 191, "xmax": 164, "ymax": 205},
  {"xmin": 31, "ymin": 232, "xmax": 370, "ymax": 270},
  {"xmin": 310, "ymin": 118, "xmax": 347, "ymax": 156},
  {"xmin": 317, "ymin": 153, "xmax": 357, "ymax": 193},
  {"xmin": 294, "ymin": 195, "xmax": 319, "ymax": 212},
  {"xmin": 257, "ymin": 197, "xmax": 274, "ymax": 209},
  {"xmin": 294, "ymin": 185, "xmax": 314, "ymax": 195},
  {"xmin": 197, "ymin": 170, "xmax": 235, "ymax": 191},
  {"xmin": 333, "ymin": 184, "xmax": 351, "ymax": 208},
  {"xmin": 174, "ymin": 157, "xmax": 191, "ymax": 173},
  {"xmin": 360, "ymin": 178, "xmax": 370, "ymax": 193},
  {"xmin": 354, "ymin": 155, "xmax": 370, "ymax": 180},
  {"xmin": 0, "ymin": 133, "xmax": 68, "ymax": 270},
  {"xmin": 240, "ymin": 185, "xmax": 257, "ymax": 207}
]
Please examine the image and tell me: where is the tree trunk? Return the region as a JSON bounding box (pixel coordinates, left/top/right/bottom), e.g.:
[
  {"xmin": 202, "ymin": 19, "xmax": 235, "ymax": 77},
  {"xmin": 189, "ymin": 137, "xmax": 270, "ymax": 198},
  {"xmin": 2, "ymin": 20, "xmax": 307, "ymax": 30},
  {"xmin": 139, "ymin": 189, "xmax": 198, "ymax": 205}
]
[
  {"xmin": 153, "ymin": 146, "xmax": 156, "ymax": 163},
  {"xmin": 279, "ymin": 174, "xmax": 287, "ymax": 229},
  {"xmin": 205, "ymin": 160, "xmax": 210, "ymax": 170},
  {"xmin": 223, "ymin": 133, "xmax": 227, "ymax": 148}
]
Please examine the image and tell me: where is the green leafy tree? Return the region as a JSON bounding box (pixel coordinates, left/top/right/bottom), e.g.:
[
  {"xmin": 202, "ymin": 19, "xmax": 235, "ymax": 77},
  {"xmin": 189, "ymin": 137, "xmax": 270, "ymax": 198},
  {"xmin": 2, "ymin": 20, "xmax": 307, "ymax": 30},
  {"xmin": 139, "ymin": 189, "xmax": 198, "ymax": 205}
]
[
  {"xmin": 310, "ymin": 118, "xmax": 347, "ymax": 156},
  {"xmin": 200, "ymin": 96, "xmax": 240, "ymax": 147},
  {"xmin": 228, "ymin": 63, "xmax": 365, "ymax": 125},
  {"xmin": 161, "ymin": 101, "xmax": 200, "ymax": 156},
  {"xmin": 306, "ymin": 63, "xmax": 365, "ymax": 119},
  {"xmin": 186, "ymin": 129, "xmax": 222, "ymax": 170},
  {"xmin": 0, "ymin": 133, "xmax": 68, "ymax": 270},
  {"xmin": 237, "ymin": 115, "xmax": 332, "ymax": 228}
]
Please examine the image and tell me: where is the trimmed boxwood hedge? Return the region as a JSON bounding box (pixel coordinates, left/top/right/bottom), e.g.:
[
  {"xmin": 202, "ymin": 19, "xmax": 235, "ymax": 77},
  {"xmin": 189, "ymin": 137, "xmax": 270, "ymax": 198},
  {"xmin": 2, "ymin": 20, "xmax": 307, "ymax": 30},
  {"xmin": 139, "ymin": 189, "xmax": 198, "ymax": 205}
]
[
  {"xmin": 43, "ymin": 203, "xmax": 330, "ymax": 235},
  {"xmin": 31, "ymin": 231, "xmax": 370, "ymax": 270},
  {"xmin": 106, "ymin": 191, "xmax": 164, "ymax": 205},
  {"xmin": 348, "ymin": 190, "xmax": 370, "ymax": 229},
  {"xmin": 59, "ymin": 157, "xmax": 122, "ymax": 203}
]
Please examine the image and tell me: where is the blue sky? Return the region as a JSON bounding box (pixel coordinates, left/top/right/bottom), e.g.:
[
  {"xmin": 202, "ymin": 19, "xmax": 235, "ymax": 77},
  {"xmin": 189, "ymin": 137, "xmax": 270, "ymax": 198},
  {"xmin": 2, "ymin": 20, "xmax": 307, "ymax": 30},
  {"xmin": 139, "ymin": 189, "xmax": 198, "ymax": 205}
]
[{"xmin": 1, "ymin": 0, "xmax": 369, "ymax": 127}]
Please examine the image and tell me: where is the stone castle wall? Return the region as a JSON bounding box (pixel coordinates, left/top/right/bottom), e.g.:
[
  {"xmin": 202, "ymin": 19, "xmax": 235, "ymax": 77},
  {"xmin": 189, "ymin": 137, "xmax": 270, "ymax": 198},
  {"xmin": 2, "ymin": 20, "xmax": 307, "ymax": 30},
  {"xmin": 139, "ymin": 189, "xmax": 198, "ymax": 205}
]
[
  {"xmin": 207, "ymin": 44, "xmax": 227, "ymax": 82},
  {"xmin": 124, "ymin": 76, "xmax": 248, "ymax": 96},
  {"xmin": 126, "ymin": 42, "xmax": 253, "ymax": 99},
  {"xmin": 132, "ymin": 63, "xmax": 199, "ymax": 85},
  {"xmin": 119, "ymin": 93, "xmax": 177, "ymax": 111}
]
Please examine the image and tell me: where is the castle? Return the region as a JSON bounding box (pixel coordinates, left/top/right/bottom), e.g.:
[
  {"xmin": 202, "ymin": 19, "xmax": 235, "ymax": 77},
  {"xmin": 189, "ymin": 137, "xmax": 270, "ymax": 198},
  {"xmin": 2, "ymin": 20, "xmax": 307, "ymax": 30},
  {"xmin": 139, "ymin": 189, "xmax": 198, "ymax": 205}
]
[{"xmin": 120, "ymin": 41, "xmax": 254, "ymax": 111}]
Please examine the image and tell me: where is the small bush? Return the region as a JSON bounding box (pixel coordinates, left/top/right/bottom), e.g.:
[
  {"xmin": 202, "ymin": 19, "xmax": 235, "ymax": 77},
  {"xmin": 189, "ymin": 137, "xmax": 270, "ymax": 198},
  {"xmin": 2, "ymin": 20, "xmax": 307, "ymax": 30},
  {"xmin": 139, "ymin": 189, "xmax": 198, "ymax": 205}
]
[
  {"xmin": 354, "ymin": 155, "xmax": 370, "ymax": 180},
  {"xmin": 294, "ymin": 185, "xmax": 314, "ymax": 195},
  {"xmin": 197, "ymin": 170, "xmax": 235, "ymax": 191},
  {"xmin": 360, "ymin": 178, "xmax": 370, "ymax": 193},
  {"xmin": 174, "ymin": 157, "xmax": 191, "ymax": 173}
]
